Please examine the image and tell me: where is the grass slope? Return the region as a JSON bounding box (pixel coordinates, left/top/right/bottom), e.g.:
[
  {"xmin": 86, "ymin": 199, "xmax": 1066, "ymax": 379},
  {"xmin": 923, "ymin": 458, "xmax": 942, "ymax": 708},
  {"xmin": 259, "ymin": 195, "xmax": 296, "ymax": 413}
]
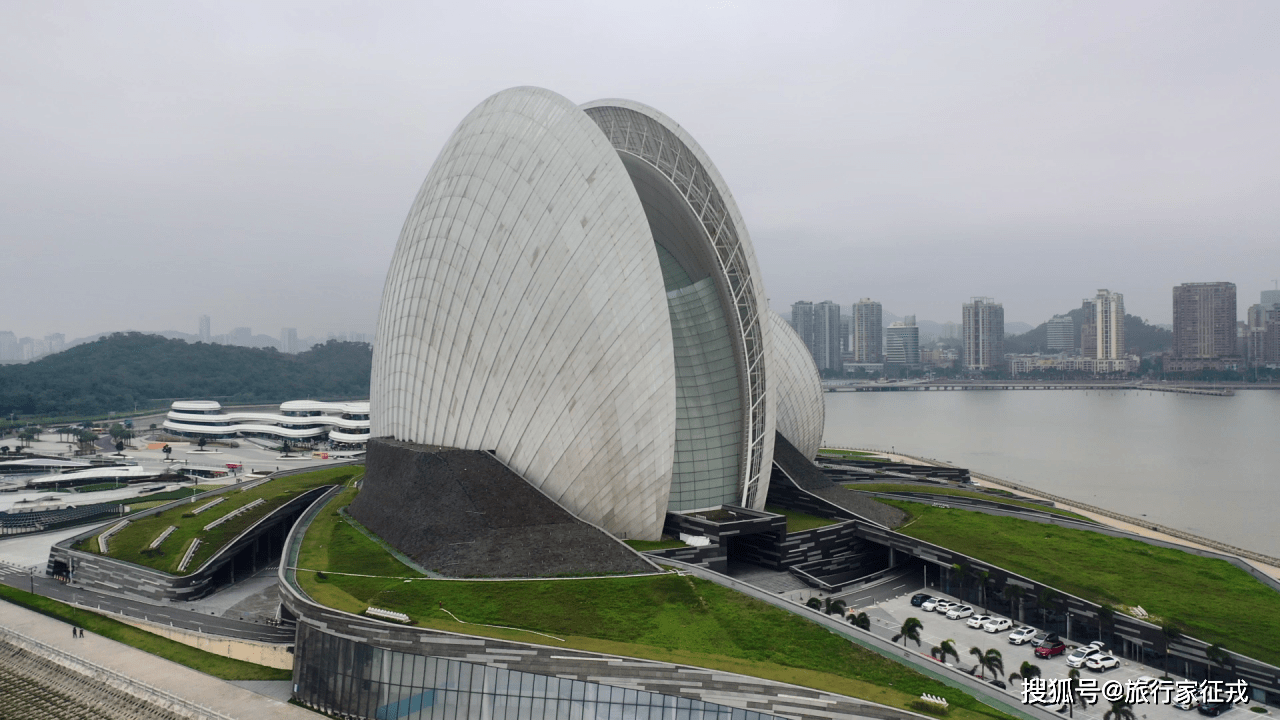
[
  {"xmin": 82, "ymin": 467, "xmax": 355, "ymax": 573},
  {"xmin": 880, "ymin": 499, "xmax": 1280, "ymax": 667},
  {"xmin": 849, "ymin": 484, "xmax": 1092, "ymax": 523},
  {"xmin": 0, "ymin": 585, "xmax": 290, "ymax": 680},
  {"xmin": 764, "ymin": 505, "xmax": 841, "ymax": 532},
  {"xmin": 294, "ymin": 489, "xmax": 1017, "ymax": 720},
  {"xmin": 819, "ymin": 448, "xmax": 891, "ymax": 461}
]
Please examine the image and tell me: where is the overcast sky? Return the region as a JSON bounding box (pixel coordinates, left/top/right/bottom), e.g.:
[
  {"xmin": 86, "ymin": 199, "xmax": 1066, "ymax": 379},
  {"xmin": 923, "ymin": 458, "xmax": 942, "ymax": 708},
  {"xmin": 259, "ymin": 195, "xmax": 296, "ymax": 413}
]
[{"xmin": 3, "ymin": 1, "xmax": 1278, "ymax": 341}]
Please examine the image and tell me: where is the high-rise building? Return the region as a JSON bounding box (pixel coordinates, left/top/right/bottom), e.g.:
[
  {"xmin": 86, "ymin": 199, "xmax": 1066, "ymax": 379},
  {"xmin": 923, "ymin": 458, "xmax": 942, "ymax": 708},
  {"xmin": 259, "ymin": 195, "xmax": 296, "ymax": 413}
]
[
  {"xmin": 1169, "ymin": 282, "xmax": 1239, "ymax": 371},
  {"xmin": 1046, "ymin": 315, "xmax": 1074, "ymax": 352},
  {"xmin": 962, "ymin": 297, "xmax": 1004, "ymax": 370},
  {"xmin": 885, "ymin": 316, "xmax": 920, "ymax": 365},
  {"xmin": 851, "ymin": 299, "xmax": 882, "ymax": 363},
  {"xmin": 1262, "ymin": 289, "xmax": 1280, "ymax": 308},
  {"xmin": 0, "ymin": 331, "xmax": 16, "ymax": 362},
  {"xmin": 281, "ymin": 327, "xmax": 299, "ymax": 354},
  {"xmin": 198, "ymin": 315, "xmax": 211, "ymax": 343},
  {"xmin": 1089, "ymin": 289, "xmax": 1125, "ymax": 360},
  {"xmin": 44, "ymin": 333, "xmax": 65, "ymax": 354},
  {"xmin": 811, "ymin": 301, "xmax": 842, "ymax": 372},
  {"xmin": 230, "ymin": 327, "xmax": 252, "ymax": 346},
  {"xmin": 18, "ymin": 337, "xmax": 36, "ymax": 361},
  {"xmin": 790, "ymin": 301, "xmax": 813, "ymax": 350}
]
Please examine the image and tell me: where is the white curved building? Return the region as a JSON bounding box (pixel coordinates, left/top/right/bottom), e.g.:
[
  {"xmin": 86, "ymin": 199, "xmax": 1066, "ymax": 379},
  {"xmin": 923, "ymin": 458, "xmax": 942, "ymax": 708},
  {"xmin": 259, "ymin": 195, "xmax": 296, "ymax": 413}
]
[
  {"xmin": 163, "ymin": 400, "xmax": 370, "ymax": 447},
  {"xmin": 370, "ymin": 87, "xmax": 820, "ymax": 540}
]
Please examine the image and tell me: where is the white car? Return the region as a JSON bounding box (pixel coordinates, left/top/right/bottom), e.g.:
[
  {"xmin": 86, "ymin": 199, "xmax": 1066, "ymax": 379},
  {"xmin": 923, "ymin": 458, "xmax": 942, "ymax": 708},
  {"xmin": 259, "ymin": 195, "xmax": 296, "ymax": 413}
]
[
  {"xmin": 1086, "ymin": 654, "xmax": 1119, "ymax": 671},
  {"xmin": 966, "ymin": 614, "xmax": 992, "ymax": 629},
  {"xmin": 1173, "ymin": 689, "xmax": 1202, "ymax": 711},
  {"xmin": 933, "ymin": 600, "xmax": 955, "ymax": 614},
  {"xmin": 946, "ymin": 605, "xmax": 974, "ymax": 620},
  {"xmin": 1009, "ymin": 626, "xmax": 1038, "ymax": 644},
  {"xmin": 983, "ymin": 618, "xmax": 1013, "ymax": 633},
  {"xmin": 921, "ymin": 598, "xmax": 941, "ymax": 612},
  {"xmin": 1065, "ymin": 647, "xmax": 1103, "ymax": 668}
]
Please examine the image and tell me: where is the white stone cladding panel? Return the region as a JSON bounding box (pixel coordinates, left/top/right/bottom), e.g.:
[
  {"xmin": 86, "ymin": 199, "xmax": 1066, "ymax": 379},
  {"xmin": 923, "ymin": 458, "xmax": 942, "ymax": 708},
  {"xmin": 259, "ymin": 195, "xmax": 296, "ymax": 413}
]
[
  {"xmin": 371, "ymin": 87, "xmax": 676, "ymax": 539},
  {"xmin": 768, "ymin": 311, "xmax": 825, "ymax": 459}
]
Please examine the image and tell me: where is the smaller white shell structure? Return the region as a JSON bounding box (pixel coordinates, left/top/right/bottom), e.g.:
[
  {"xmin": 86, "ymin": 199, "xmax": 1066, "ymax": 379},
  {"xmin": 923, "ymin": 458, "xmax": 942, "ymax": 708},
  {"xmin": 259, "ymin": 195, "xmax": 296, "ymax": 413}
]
[{"xmin": 768, "ymin": 312, "xmax": 826, "ymax": 459}]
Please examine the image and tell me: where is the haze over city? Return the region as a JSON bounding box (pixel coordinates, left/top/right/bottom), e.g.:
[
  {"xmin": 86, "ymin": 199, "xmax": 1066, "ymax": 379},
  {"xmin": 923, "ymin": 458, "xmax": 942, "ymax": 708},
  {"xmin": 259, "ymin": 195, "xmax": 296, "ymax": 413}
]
[{"xmin": 3, "ymin": 1, "xmax": 1279, "ymax": 341}]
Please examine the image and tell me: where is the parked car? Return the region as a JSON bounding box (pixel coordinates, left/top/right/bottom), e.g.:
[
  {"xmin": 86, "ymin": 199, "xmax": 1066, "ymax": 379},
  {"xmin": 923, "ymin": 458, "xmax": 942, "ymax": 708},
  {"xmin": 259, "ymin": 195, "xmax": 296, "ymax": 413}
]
[
  {"xmin": 1034, "ymin": 639, "xmax": 1067, "ymax": 658},
  {"xmin": 966, "ymin": 614, "xmax": 992, "ymax": 629},
  {"xmin": 933, "ymin": 600, "xmax": 956, "ymax": 614},
  {"xmin": 912, "ymin": 593, "xmax": 933, "ymax": 607},
  {"xmin": 989, "ymin": 679, "xmax": 1007, "ymax": 689},
  {"xmin": 984, "ymin": 618, "xmax": 1013, "ymax": 633},
  {"xmin": 1197, "ymin": 700, "xmax": 1232, "ymax": 717},
  {"xmin": 1085, "ymin": 654, "xmax": 1119, "ymax": 671},
  {"xmin": 1174, "ymin": 690, "xmax": 1203, "ymax": 711},
  {"xmin": 1065, "ymin": 647, "xmax": 1103, "ymax": 668},
  {"xmin": 922, "ymin": 598, "xmax": 941, "ymax": 612},
  {"xmin": 1009, "ymin": 626, "xmax": 1038, "ymax": 644},
  {"xmin": 946, "ymin": 605, "xmax": 975, "ymax": 620}
]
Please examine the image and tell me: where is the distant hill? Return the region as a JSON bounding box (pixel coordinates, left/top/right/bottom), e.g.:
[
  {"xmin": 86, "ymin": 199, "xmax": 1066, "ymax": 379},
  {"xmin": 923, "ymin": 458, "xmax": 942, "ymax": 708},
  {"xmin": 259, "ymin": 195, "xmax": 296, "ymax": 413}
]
[
  {"xmin": 1005, "ymin": 309, "xmax": 1172, "ymax": 355},
  {"xmin": 0, "ymin": 332, "xmax": 372, "ymax": 418}
]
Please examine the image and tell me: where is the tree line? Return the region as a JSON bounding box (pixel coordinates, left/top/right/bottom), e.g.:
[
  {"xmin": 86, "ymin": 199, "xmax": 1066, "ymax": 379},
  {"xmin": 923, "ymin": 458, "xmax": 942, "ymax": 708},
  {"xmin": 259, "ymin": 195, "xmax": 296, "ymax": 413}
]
[{"xmin": 0, "ymin": 332, "xmax": 372, "ymax": 418}]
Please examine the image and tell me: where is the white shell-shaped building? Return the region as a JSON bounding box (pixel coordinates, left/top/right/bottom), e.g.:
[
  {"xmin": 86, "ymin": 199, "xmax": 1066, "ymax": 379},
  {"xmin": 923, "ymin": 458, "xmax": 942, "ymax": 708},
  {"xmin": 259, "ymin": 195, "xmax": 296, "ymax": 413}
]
[{"xmin": 371, "ymin": 87, "xmax": 821, "ymax": 540}]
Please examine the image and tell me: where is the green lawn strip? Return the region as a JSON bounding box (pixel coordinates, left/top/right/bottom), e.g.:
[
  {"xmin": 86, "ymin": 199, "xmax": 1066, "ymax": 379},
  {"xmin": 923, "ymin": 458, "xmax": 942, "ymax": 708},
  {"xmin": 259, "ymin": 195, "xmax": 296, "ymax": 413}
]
[
  {"xmin": 848, "ymin": 484, "xmax": 1092, "ymax": 523},
  {"xmin": 819, "ymin": 448, "xmax": 891, "ymax": 461},
  {"xmin": 0, "ymin": 585, "xmax": 290, "ymax": 680},
  {"xmin": 294, "ymin": 492, "xmax": 1016, "ymax": 720},
  {"xmin": 73, "ymin": 482, "xmax": 127, "ymax": 493},
  {"xmin": 764, "ymin": 505, "xmax": 840, "ymax": 532},
  {"xmin": 624, "ymin": 539, "xmax": 687, "ymax": 551},
  {"xmin": 876, "ymin": 498, "xmax": 1280, "ymax": 667},
  {"xmin": 82, "ymin": 466, "xmax": 358, "ymax": 573}
]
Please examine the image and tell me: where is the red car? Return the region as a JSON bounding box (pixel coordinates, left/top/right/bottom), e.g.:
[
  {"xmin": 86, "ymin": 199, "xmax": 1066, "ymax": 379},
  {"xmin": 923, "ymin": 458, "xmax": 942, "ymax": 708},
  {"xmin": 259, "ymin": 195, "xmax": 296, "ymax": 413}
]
[{"xmin": 1034, "ymin": 640, "xmax": 1067, "ymax": 658}]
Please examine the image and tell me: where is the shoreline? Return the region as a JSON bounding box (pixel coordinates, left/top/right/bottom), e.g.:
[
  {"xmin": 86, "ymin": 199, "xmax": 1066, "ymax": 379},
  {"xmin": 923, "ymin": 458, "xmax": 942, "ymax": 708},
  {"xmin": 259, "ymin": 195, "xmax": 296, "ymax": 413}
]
[{"xmin": 820, "ymin": 445, "xmax": 1280, "ymax": 583}]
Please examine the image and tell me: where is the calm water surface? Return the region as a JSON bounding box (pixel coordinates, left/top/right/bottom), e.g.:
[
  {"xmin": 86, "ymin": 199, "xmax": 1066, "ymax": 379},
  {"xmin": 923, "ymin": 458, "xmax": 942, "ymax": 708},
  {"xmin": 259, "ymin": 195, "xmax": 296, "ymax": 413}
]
[{"xmin": 823, "ymin": 389, "xmax": 1280, "ymax": 558}]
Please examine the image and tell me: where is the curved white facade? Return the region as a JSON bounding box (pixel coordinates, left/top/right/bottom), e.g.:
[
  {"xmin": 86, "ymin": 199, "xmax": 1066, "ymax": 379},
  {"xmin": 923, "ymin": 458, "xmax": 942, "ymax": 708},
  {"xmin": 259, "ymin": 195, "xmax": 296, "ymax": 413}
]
[
  {"xmin": 163, "ymin": 400, "xmax": 370, "ymax": 446},
  {"xmin": 370, "ymin": 87, "xmax": 818, "ymax": 540},
  {"xmin": 768, "ymin": 312, "xmax": 826, "ymax": 459}
]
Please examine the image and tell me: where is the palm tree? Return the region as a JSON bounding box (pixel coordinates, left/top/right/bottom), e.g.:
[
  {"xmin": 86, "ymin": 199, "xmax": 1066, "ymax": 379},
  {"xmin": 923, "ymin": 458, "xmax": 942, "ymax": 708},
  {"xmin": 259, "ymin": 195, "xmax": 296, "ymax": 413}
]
[
  {"xmin": 894, "ymin": 617, "xmax": 923, "ymax": 648},
  {"xmin": 1068, "ymin": 668, "xmax": 1088, "ymax": 710},
  {"xmin": 1096, "ymin": 603, "xmax": 1115, "ymax": 645},
  {"xmin": 1009, "ymin": 660, "xmax": 1042, "ymax": 686},
  {"xmin": 935, "ymin": 639, "xmax": 959, "ymax": 665},
  {"xmin": 1004, "ymin": 583, "xmax": 1025, "ymax": 623},
  {"xmin": 982, "ymin": 648, "xmax": 1004, "ymax": 680},
  {"xmin": 1205, "ymin": 644, "xmax": 1231, "ymax": 681},
  {"xmin": 806, "ymin": 597, "xmax": 823, "ymax": 611},
  {"xmin": 1161, "ymin": 623, "xmax": 1182, "ymax": 678},
  {"xmin": 976, "ymin": 569, "xmax": 991, "ymax": 611},
  {"xmin": 849, "ymin": 612, "xmax": 871, "ymax": 631},
  {"xmin": 952, "ymin": 561, "xmax": 971, "ymax": 601},
  {"xmin": 1038, "ymin": 588, "xmax": 1059, "ymax": 627},
  {"xmin": 826, "ymin": 598, "xmax": 846, "ymax": 617},
  {"xmin": 970, "ymin": 646, "xmax": 985, "ymax": 676},
  {"xmin": 1103, "ymin": 699, "xmax": 1135, "ymax": 720}
]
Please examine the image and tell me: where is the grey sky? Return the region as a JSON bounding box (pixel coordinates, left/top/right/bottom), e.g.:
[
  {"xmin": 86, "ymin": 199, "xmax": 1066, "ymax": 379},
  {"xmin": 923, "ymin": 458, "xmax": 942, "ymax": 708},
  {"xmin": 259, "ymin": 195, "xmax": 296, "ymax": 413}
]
[{"xmin": 3, "ymin": 1, "xmax": 1277, "ymax": 340}]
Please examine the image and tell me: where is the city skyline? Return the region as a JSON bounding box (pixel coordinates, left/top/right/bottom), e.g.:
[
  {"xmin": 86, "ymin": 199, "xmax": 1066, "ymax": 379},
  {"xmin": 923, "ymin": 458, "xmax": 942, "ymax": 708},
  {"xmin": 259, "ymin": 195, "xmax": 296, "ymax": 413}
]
[{"xmin": 3, "ymin": 3, "xmax": 1280, "ymax": 339}]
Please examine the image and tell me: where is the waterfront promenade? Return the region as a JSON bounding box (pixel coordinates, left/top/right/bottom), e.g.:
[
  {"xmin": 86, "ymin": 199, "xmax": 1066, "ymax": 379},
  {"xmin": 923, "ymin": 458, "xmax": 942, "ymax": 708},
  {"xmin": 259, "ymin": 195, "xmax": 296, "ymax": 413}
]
[
  {"xmin": 822, "ymin": 380, "xmax": 1245, "ymax": 396},
  {"xmin": 0, "ymin": 601, "xmax": 318, "ymax": 719}
]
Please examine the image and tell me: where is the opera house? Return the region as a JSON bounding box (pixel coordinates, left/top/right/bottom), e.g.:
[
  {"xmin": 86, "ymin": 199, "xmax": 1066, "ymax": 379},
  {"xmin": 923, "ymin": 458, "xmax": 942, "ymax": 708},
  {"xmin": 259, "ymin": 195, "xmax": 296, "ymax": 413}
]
[{"xmin": 360, "ymin": 86, "xmax": 823, "ymax": 543}]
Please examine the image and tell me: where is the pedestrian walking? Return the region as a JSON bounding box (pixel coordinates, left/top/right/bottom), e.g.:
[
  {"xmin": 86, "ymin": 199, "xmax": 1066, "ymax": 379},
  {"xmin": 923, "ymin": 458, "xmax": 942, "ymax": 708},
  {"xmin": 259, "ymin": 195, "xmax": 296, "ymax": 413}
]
[{"xmin": 72, "ymin": 626, "xmax": 76, "ymax": 639}]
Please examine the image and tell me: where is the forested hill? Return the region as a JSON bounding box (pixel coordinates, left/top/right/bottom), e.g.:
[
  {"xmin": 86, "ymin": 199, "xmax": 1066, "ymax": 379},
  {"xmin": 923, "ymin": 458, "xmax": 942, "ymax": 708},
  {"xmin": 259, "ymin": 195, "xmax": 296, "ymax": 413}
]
[
  {"xmin": 0, "ymin": 332, "xmax": 372, "ymax": 417},
  {"xmin": 1005, "ymin": 309, "xmax": 1172, "ymax": 355}
]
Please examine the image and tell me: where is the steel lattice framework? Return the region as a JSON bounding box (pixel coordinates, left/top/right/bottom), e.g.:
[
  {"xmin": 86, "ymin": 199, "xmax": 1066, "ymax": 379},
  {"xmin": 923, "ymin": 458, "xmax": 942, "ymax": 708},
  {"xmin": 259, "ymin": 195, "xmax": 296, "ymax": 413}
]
[{"xmin": 583, "ymin": 104, "xmax": 770, "ymax": 508}]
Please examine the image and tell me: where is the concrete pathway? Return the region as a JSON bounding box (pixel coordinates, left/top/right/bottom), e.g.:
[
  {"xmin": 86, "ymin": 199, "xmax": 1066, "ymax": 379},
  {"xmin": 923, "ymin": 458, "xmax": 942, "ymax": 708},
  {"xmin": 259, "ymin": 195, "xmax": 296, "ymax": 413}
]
[{"xmin": 0, "ymin": 599, "xmax": 319, "ymax": 719}]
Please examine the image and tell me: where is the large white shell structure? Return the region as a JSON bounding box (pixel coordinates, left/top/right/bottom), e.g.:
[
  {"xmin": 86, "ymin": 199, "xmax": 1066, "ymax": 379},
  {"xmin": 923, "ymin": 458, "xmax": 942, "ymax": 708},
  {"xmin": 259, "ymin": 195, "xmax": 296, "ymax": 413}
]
[{"xmin": 370, "ymin": 87, "xmax": 821, "ymax": 539}]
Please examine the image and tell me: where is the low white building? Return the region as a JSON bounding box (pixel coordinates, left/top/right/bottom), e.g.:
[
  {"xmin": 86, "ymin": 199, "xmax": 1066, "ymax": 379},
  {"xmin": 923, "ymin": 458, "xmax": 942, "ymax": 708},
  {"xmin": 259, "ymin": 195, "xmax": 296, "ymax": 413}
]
[{"xmin": 162, "ymin": 400, "xmax": 370, "ymax": 448}]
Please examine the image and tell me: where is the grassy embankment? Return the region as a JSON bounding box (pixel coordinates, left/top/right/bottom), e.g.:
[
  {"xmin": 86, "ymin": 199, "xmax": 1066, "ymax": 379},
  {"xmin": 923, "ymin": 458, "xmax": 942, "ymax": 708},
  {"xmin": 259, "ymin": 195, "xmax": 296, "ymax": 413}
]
[
  {"xmin": 0, "ymin": 584, "xmax": 290, "ymax": 680},
  {"xmin": 80, "ymin": 466, "xmax": 356, "ymax": 574},
  {"xmin": 849, "ymin": 484, "xmax": 1093, "ymax": 523},
  {"xmin": 763, "ymin": 505, "xmax": 841, "ymax": 532},
  {"xmin": 293, "ymin": 488, "xmax": 1018, "ymax": 720},
  {"xmin": 879, "ymin": 498, "xmax": 1280, "ymax": 667},
  {"xmin": 818, "ymin": 448, "xmax": 891, "ymax": 461},
  {"xmin": 623, "ymin": 538, "xmax": 687, "ymax": 551}
]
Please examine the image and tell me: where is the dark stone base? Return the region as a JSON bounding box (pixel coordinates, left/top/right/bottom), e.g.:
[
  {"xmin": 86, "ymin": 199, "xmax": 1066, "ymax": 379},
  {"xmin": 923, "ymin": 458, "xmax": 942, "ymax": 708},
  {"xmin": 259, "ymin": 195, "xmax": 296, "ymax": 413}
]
[
  {"xmin": 348, "ymin": 438, "xmax": 653, "ymax": 578},
  {"xmin": 770, "ymin": 433, "xmax": 908, "ymax": 529}
]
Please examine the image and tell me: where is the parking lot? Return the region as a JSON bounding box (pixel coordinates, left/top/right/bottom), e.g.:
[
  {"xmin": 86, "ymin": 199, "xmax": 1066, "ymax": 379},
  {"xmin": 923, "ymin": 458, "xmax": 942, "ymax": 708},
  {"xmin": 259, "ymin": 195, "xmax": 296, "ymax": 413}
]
[{"xmin": 857, "ymin": 588, "xmax": 1248, "ymax": 720}]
